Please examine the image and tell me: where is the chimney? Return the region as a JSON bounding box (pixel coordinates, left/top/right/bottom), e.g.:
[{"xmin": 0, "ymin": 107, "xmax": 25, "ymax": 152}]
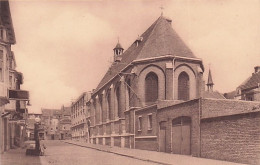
[{"xmin": 254, "ymin": 66, "xmax": 260, "ymax": 73}]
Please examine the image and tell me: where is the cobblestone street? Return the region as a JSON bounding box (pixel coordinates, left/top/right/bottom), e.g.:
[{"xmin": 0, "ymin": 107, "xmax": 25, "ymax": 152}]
[
  {"xmin": 1, "ymin": 140, "xmax": 157, "ymax": 165},
  {"xmin": 1, "ymin": 140, "xmax": 245, "ymax": 165}
]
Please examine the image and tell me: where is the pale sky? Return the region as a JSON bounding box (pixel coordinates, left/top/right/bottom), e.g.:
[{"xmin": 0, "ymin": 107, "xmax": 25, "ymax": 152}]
[{"xmin": 9, "ymin": 0, "xmax": 260, "ymax": 113}]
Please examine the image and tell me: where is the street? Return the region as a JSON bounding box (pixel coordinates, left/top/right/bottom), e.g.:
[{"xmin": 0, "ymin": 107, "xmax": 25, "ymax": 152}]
[{"xmin": 1, "ymin": 140, "xmax": 157, "ymax": 165}]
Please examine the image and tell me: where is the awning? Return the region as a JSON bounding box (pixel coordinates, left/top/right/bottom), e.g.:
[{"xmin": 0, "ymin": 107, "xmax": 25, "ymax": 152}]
[{"xmin": 1, "ymin": 112, "xmax": 11, "ymax": 118}]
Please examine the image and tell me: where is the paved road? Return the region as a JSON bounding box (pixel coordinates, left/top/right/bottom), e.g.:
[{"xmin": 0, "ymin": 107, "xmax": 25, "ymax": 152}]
[{"xmin": 40, "ymin": 140, "xmax": 157, "ymax": 165}]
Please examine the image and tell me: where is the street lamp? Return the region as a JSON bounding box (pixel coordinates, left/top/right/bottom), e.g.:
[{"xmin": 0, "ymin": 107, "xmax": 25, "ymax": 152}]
[{"xmin": 34, "ymin": 117, "xmax": 41, "ymax": 155}]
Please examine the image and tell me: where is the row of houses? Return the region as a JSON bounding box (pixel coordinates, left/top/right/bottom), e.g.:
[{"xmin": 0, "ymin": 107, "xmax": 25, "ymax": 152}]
[
  {"xmin": 26, "ymin": 106, "xmax": 72, "ymax": 141},
  {"xmin": 0, "ymin": 0, "xmax": 30, "ymax": 153},
  {"xmin": 71, "ymin": 14, "xmax": 260, "ymax": 165}
]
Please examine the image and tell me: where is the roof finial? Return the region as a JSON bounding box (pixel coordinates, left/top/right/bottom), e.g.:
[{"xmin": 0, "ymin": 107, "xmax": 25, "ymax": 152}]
[
  {"xmin": 117, "ymin": 36, "xmax": 119, "ymax": 43},
  {"xmin": 159, "ymin": 5, "xmax": 164, "ymax": 16}
]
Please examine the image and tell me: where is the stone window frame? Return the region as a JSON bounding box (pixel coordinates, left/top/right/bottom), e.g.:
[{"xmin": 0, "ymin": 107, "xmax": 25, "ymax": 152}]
[
  {"xmin": 147, "ymin": 113, "xmax": 153, "ymax": 131},
  {"xmin": 138, "ymin": 115, "xmax": 143, "ymax": 132}
]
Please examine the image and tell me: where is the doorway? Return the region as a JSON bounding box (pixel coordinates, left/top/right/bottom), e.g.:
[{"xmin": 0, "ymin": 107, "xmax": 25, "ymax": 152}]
[
  {"xmin": 159, "ymin": 121, "xmax": 167, "ymax": 152},
  {"xmin": 172, "ymin": 116, "xmax": 191, "ymax": 155}
]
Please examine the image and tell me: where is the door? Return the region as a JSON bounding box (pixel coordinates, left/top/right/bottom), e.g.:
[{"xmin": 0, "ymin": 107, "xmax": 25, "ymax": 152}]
[
  {"xmin": 159, "ymin": 121, "xmax": 167, "ymax": 152},
  {"xmin": 171, "ymin": 117, "xmax": 191, "ymax": 155}
]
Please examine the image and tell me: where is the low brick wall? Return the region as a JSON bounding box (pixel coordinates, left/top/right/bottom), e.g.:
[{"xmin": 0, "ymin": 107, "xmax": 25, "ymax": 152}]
[
  {"xmin": 201, "ymin": 112, "xmax": 260, "ymax": 165},
  {"xmin": 135, "ymin": 138, "xmax": 157, "ymax": 151}
]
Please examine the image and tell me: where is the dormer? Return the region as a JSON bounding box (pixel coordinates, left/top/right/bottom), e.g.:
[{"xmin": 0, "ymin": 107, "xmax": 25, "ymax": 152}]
[{"xmin": 135, "ymin": 35, "xmax": 143, "ymax": 47}]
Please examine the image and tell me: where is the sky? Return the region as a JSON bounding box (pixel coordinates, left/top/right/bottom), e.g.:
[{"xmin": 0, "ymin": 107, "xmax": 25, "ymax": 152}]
[{"xmin": 9, "ymin": 0, "xmax": 260, "ymax": 113}]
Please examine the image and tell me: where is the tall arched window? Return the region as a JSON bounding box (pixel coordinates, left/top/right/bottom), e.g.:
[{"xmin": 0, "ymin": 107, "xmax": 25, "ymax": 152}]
[
  {"xmin": 126, "ymin": 79, "xmax": 131, "ymax": 108},
  {"xmin": 107, "ymin": 89, "xmax": 111, "ymax": 120},
  {"xmin": 145, "ymin": 72, "xmax": 158, "ymax": 103},
  {"xmin": 178, "ymin": 72, "xmax": 189, "ymax": 101},
  {"xmin": 116, "ymin": 86, "xmax": 121, "ymax": 118}
]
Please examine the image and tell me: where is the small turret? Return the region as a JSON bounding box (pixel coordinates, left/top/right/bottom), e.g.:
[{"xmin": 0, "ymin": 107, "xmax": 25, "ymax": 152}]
[
  {"xmin": 113, "ymin": 40, "xmax": 124, "ymax": 62},
  {"xmin": 206, "ymin": 68, "xmax": 214, "ymax": 92}
]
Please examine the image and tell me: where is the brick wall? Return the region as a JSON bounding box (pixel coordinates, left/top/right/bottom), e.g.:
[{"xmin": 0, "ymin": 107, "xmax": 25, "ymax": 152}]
[
  {"xmin": 135, "ymin": 138, "xmax": 157, "ymax": 151},
  {"xmin": 134, "ymin": 106, "xmax": 157, "ymax": 150},
  {"xmin": 201, "ymin": 112, "xmax": 260, "ymax": 165},
  {"xmin": 114, "ymin": 137, "xmax": 121, "ymax": 147}
]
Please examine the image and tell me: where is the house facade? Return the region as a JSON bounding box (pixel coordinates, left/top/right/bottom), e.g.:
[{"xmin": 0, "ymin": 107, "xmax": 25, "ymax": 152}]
[
  {"xmin": 0, "ymin": 0, "xmax": 29, "ymax": 153},
  {"xmin": 234, "ymin": 66, "xmax": 260, "ymax": 101},
  {"xmin": 71, "ymin": 92, "xmax": 90, "ymax": 140}
]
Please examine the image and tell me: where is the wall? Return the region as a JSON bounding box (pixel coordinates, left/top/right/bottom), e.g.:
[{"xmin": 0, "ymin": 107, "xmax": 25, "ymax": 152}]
[
  {"xmin": 135, "ymin": 105, "xmax": 157, "ymax": 151},
  {"xmin": 201, "ymin": 112, "xmax": 260, "ymax": 165}
]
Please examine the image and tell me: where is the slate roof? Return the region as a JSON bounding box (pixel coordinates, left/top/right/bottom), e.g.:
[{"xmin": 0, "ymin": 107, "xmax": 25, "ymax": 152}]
[
  {"xmin": 0, "ymin": 0, "xmax": 15, "ymax": 44},
  {"xmin": 114, "ymin": 42, "xmax": 123, "ymax": 50},
  {"xmin": 224, "ymin": 90, "xmax": 236, "ymax": 99},
  {"xmin": 239, "ymin": 72, "xmax": 260, "ymax": 90},
  {"xmin": 203, "ymin": 91, "xmax": 226, "ymax": 99},
  {"xmin": 94, "ymin": 16, "xmax": 198, "ymax": 94}
]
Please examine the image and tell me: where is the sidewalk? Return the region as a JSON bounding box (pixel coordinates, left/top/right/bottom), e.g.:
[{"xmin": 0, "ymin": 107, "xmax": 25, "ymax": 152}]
[
  {"xmin": 63, "ymin": 140, "xmax": 244, "ymax": 165},
  {"xmin": 0, "ymin": 148, "xmax": 42, "ymax": 165}
]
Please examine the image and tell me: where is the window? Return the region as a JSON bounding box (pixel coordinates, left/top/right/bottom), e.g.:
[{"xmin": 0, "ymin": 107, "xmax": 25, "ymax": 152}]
[
  {"xmin": 126, "ymin": 79, "xmax": 131, "ymax": 109},
  {"xmin": 148, "ymin": 114, "xmax": 152, "ymax": 130},
  {"xmin": 107, "ymin": 89, "xmax": 112, "ymax": 120},
  {"xmin": 0, "ymin": 29, "xmax": 4, "ymax": 39},
  {"xmin": 145, "ymin": 72, "xmax": 158, "ymax": 103},
  {"xmin": 99, "ymin": 96, "xmax": 103, "ymax": 123},
  {"xmin": 138, "ymin": 116, "xmax": 142, "ymax": 131},
  {"xmin": 9, "ymin": 75, "xmax": 12, "ymax": 88},
  {"xmin": 178, "ymin": 72, "xmax": 190, "ymax": 101},
  {"xmin": 0, "ymin": 50, "xmax": 3, "ymax": 81},
  {"xmin": 116, "ymin": 86, "xmax": 121, "ymax": 118}
]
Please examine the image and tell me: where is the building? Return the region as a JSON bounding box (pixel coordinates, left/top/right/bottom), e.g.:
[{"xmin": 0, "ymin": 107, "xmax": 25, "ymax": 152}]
[
  {"xmin": 41, "ymin": 108, "xmax": 61, "ymax": 140},
  {"xmin": 0, "ymin": 0, "xmax": 29, "ymax": 153},
  {"xmin": 71, "ymin": 92, "xmax": 90, "ymax": 140},
  {"xmin": 85, "ymin": 15, "xmax": 260, "ymax": 165},
  {"xmin": 59, "ymin": 105, "xmax": 71, "ymax": 140},
  {"xmin": 234, "ymin": 66, "xmax": 260, "ymax": 101}
]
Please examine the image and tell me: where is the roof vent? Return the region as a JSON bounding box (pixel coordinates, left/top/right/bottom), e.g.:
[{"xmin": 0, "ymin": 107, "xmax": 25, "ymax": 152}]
[
  {"xmin": 165, "ymin": 17, "xmax": 172, "ymax": 24},
  {"xmin": 135, "ymin": 35, "xmax": 143, "ymax": 47}
]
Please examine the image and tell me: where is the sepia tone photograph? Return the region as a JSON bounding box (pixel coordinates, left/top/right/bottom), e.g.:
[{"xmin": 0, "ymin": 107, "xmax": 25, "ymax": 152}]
[{"xmin": 0, "ymin": 0, "xmax": 259, "ymax": 164}]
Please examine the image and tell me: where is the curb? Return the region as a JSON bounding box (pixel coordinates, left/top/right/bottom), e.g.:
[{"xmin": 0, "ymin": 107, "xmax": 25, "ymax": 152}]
[{"xmin": 63, "ymin": 141, "xmax": 171, "ymax": 165}]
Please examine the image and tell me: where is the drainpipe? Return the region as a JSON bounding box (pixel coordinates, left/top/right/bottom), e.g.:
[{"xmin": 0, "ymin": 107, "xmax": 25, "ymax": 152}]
[{"xmin": 198, "ymin": 97, "xmax": 201, "ymax": 157}]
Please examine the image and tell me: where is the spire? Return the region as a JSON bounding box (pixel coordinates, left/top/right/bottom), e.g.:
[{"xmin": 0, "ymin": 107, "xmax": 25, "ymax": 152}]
[
  {"xmin": 207, "ymin": 68, "xmax": 214, "ymax": 92},
  {"xmin": 113, "ymin": 39, "xmax": 124, "ymax": 62}
]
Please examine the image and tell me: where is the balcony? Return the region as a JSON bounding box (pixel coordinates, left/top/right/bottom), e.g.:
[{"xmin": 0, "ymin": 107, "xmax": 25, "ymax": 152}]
[{"xmin": 8, "ymin": 89, "xmax": 29, "ymax": 100}]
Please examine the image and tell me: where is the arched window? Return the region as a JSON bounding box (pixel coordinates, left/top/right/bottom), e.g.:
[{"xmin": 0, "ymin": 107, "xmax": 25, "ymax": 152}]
[
  {"xmin": 116, "ymin": 86, "xmax": 121, "ymax": 118},
  {"xmin": 178, "ymin": 72, "xmax": 189, "ymax": 101},
  {"xmin": 99, "ymin": 96, "xmax": 103, "ymax": 123},
  {"xmin": 107, "ymin": 89, "xmax": 111, "ymax": 120},
  {"xmin": 145, "ymin": 72, "xmax": 158, "ymax": 103},
  {"xmin": 126, "ymin": 79, "xmax": 131, "ymax": 108}
]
